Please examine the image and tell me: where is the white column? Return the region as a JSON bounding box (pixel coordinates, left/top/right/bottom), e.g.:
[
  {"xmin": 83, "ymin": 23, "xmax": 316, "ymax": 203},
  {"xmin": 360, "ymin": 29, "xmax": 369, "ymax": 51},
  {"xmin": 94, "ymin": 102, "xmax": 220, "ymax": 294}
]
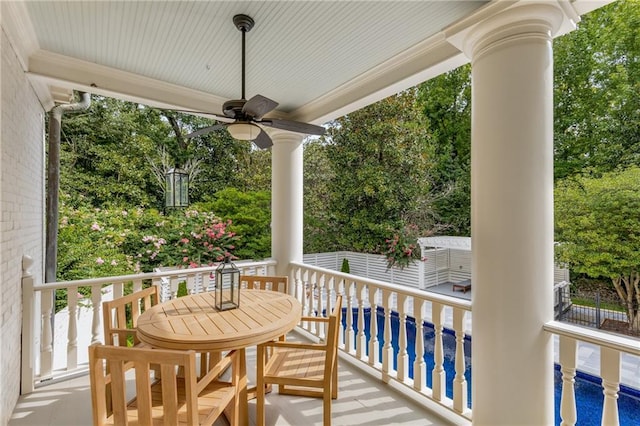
[
  {"xmin": 464, "ymin": 3, "xmax": 564, "ymax": 425},
  {"xmin": 270, "ymin": 130, "xmax": 304, "ymax": 277}
]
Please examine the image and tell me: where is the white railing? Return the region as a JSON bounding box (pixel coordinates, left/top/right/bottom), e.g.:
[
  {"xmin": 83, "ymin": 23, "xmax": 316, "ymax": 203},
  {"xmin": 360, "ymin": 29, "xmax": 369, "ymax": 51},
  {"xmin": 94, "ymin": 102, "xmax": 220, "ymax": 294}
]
[
  {"xmin": 288, "ymin": 261, "xmax": 473, "ymax": 420},
  {"xmin": 21, "ymin": 255, "xmax": 640, "ymax": 425},
  {"xmin": 20, "ymin": 255, "xmax": 276, "ymax": 393},
  {"xmin": 544, "ymin": 321, "xmax": 640, "ymax": 426}
]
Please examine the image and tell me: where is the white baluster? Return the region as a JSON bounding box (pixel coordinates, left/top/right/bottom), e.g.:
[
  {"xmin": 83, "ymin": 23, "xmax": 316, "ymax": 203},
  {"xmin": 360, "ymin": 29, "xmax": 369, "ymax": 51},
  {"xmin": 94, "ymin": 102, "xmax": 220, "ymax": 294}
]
[
  {"xmin": 356, "ymin": 282, "xmax": 367, "ymax": 360},
  {"xmin": 315, "ymin": 274, "xmax": 325, "ymax": 339},
  {"xmin": 132, "ymin": 279, "xmax": 143, "ymax": 293},
  {"xmin": 113, "ymin": 282, "xmax": 123, "ymax": 299},
  {"xmin": 291, "ymin": 266, "xmax": 300, "ymax": 300},
  {"xmin": 337, "ymin": 278, "xmax": 345, "ymax": 351},
  {"xmin": 169, "ymin": 277, "xmax": 180, "ymax": 299},
  {"xmin": 397, "ymin": 294, "xmax": 408, "ymax": 381},
  {"xmin": 413, "ymin": 298, "xmax": 426, "ymax": 392},
  {"xmin": 206, "ymin": 271, "xmax": 215, "ymax": 292},
  {"xmin": 329, "ymin": 276, "xmax": 337, "ymax": 339},
  {"xmin": 152, "ymin": 276, "xmax": 166, "ymax": 302},
  {"xmin": 382, "ymin": 290, "xmax": 394, "ymax": 381},
  {"xmin": 301, "ymin": 269, "xmax": 310, "ymax": 331},
  {"xmin": 368, "ymin": 286, "xmax": 379, "ymax": 367},
  {"xmin": 40, "ymin": 289, "xmax": 54, "ymax": 379},
  {"xmin": 91, "ymin": 285, "xmax": 102, "ymax": 345},
  {"xmin": 308, "ymin": 270, "xmax": 317, "ymax": 322},
  {"xmin": 186, "ymin": 274, "xmax": 196, "ymax": 294},
  {"xmin": 21, "ymin": 256, "xmax": 36, "ymax": 393},
  {"xmin": 601, "ymin": 347, "xmax": 621, "ymax": 426},
  {"xmin": 452, "ymin": 308, "xmax": 468, "ymax": 413},
  {"xmin": 432, "ymin": 302, "xmax": 446, "ymax": 401},
  {"xmin": 67, "ymin": 287, "xmax": 78, "ymax": 370},
  {"xmin": 345, "ymin": 280, "xmax": 355, "ymax": 354},
  {"xmin": 559, "ymin": 335, "xmax": 577, "ymax": 426}
]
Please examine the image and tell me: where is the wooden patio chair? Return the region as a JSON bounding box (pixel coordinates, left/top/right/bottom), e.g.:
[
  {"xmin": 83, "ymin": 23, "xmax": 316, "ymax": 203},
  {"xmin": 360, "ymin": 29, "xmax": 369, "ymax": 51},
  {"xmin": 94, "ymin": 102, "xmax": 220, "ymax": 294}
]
[
  {"xmin": 240, "ymin": 275, "xmax": 288, "ymax": 293},
  {"xmin": 102, "ymin": 286, "xmax": 162, "ymax": 416},
  {"xmin": 102, "ymin": 286, "xmax": 159, "ymax": 347},
  {"xmin": 103, "ymin": 286, "xmax": 224, "ymax": 380},
  {"xmin": 239, "ymin": 275, "xmax": 289, "ymax": 343},
  {"xmin": 89, "ymin": 344, "xmax": 240, "ymax": 426},
  {"xmin": 256, "ymin": 295, "xmax": 343, "ymax": 426},
  {"xmin": 239, "ymin": 275, "xmax": 289, "ymax": 396}
]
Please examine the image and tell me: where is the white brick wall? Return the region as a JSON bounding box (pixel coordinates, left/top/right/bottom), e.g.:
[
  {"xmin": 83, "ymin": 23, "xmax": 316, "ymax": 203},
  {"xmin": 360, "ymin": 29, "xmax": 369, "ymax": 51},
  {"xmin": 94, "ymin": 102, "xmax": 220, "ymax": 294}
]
[{"xmin": 1, "ymin": 28, "xmax": 45, "ymax": 424}]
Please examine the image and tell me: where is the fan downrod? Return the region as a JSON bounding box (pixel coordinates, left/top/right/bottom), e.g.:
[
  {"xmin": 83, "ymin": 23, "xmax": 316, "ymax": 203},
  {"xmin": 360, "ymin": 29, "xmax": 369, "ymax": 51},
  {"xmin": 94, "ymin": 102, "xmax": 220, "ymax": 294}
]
[{"xmin": 233, "ymin": 14, "xmax": 254, "ymax": 32}]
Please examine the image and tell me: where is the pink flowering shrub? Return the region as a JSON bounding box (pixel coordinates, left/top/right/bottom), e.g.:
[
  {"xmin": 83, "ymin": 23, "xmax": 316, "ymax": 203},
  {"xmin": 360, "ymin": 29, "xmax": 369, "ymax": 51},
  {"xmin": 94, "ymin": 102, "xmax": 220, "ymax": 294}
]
[
  {"xmin": 58, "ymin": 194, "xmax": 241, "ymax": 280},
  {"xmin": 383, "ymin": 224, "xmax": 421, "ymax": 270},
  {"xmin": 136, "ymin": 210, "xmax": 239, "ymax": 269}
]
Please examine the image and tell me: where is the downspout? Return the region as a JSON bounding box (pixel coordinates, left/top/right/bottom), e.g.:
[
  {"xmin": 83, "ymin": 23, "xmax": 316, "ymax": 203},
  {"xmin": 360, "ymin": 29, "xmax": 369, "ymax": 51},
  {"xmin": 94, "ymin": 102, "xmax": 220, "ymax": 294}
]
[{"xmin": 45, "ymin": 91, "xmax": 91, "ymax": 284}]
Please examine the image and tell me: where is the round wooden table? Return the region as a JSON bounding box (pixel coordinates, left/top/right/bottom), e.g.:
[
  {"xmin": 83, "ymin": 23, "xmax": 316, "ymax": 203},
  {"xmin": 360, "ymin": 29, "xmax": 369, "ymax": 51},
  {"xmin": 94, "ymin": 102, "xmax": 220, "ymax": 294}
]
[{"xmin": 136, "ymin": 289, "xmax": 301, "ymax": 425}]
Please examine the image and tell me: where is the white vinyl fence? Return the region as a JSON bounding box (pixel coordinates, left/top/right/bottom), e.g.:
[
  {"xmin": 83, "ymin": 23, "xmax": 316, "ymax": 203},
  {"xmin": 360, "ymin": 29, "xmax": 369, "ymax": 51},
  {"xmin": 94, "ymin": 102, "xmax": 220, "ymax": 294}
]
[{"xmin": 303, "ymin": 250, "xmax": 569, "ymax": 289}]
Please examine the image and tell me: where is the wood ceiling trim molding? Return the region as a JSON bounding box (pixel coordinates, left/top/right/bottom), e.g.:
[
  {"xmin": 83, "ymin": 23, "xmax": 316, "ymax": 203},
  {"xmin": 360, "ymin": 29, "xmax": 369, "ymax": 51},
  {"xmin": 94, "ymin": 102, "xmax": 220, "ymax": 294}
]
[
  {"xmin": 27, "ymin": 50, "xmax": 230, "ymax": 114},
  {"xmin": 1, "ymin": 1, "xmax": 55, "ymax": 110},
  {"xmin": 290, "ymin": 34, "xmax": 467, "ymax": 125},
  {"xmin": 1, "ymin": 1, "xmax": 39, "ymax": 70}
]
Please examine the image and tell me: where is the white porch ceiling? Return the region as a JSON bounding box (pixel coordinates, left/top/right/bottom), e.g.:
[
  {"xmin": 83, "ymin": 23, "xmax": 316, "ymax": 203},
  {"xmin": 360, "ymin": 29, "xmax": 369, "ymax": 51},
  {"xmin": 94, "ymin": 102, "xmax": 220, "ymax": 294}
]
[{"xmin": 3, "ymin": 1, "xmax": 603, "ymax": 124}]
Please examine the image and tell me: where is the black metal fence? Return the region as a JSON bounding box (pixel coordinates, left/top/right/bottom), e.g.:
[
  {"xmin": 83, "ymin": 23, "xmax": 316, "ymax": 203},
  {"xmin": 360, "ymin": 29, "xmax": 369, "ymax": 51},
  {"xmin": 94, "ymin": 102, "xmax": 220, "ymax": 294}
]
[{"xmin": 555, "ymin": 286, "xmax": 638, "ymax": 337}]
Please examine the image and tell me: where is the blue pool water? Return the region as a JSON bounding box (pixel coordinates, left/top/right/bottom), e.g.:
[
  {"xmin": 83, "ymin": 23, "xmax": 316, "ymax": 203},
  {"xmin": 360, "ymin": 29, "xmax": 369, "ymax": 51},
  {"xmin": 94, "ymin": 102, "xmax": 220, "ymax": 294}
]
[{"xmin": 343, "ymin": 307, "xmax": 640, "ymax": 425}]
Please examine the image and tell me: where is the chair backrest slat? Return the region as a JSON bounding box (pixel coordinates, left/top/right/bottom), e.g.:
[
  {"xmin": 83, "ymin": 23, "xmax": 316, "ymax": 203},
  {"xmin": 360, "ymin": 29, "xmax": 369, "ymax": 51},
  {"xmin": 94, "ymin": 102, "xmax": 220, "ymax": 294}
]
[
  {"xmin": 161, "ymin": 364, "xmax": 179, "ymax": 424},
  {"xmin": 89, "ymin": 344, "xmax": 198, "ymax": 426},
  {"xmin": 326, "ymin": 295, "xmax": 343, "ymax": 373},
  {"xmin": 134, "ymin": 361, "xmax": 153, "ymax": 425},
  {"xmin": 109, "ymin": 360, "xmax": 128, "ymax": 425},
  {"xmin": 240, "ymin": 275, "xmax": 288, "ymax": 294}
]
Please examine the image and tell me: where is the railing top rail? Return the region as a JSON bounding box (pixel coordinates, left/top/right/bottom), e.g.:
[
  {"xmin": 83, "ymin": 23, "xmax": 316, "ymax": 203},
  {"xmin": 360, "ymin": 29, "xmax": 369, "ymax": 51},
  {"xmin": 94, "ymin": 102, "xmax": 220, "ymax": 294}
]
[
  {"xmin": 544, "ymin": 320, "xmax": 640, "ymax": 356},
  {"xmin": 35, "ymin": 259, "xmax": 277, "ymax": 291},
  {"xmin": 290, "ymin": 261, "xmax": 472, "ymax": 311}
]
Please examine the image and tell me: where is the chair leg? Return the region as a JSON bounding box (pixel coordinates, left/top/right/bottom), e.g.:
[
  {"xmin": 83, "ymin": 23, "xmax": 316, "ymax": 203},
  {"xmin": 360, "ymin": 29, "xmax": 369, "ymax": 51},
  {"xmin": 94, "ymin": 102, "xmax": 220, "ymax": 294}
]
[
  {"xmin": 332, "ymin": 359, "xmax": 338, "ymax": 399},
  {"xmin": 257, "ymin": 345, "xmax": 266, "ymax": 426},
  {"xmin": 323, "ymin": 388, "xmax": 332, "ymax": 426}
]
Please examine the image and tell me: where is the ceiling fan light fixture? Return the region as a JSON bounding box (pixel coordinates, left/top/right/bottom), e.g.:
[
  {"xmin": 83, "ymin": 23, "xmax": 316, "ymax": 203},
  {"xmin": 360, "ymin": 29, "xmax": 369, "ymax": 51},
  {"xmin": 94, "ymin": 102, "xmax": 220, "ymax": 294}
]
[{"xmin": 227, "ymin": 122, "xmax": 261, "ymax": 141}]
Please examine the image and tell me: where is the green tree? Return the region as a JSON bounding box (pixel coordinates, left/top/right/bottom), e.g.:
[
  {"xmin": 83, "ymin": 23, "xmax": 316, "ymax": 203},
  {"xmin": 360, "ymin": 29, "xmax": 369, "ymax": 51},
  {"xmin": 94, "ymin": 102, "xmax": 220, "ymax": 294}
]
[
  {"xmin": 60, "ymin": 95, "xmax": 271, "ymax": 210},
  {"xmin": 553, "ymin": 0, "xmax": 640, "ymax": 180},
  {"xmin": 303, "ymin": 139, "xmax": 337, "ymax": 253},
  {"xmin": 60, "ymin": 96, "xmax": 161, "ymax": 208},
  {"xmin": 196, "ymin": 188, "xmax": 272, "ymax": 260},
  {"xmin": 324, "ymin": 90, "xmax": 434, "ymax": 253},
  {"xmin": 417, "ymin": 64, "xmax": 472, "ymax": 235},
  {"xmin": 555, "ymin": 167, "xmax": 640, "ymax": 332}
]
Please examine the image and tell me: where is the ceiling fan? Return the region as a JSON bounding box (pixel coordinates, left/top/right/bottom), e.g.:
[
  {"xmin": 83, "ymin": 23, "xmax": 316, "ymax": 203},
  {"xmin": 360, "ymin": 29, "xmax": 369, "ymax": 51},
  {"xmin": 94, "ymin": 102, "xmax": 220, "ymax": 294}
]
[{"xmin": 185, "ymin": 14, "xmax": 325, "ymax": 149}]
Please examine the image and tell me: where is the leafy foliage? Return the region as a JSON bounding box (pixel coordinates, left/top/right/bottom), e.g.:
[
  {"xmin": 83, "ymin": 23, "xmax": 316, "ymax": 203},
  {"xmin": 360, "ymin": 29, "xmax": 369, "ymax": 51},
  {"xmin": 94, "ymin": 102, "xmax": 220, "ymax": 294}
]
[
  {"xmin": 555, "ymin": 168, "xmax": 640, "ymax": 330},
  {"xmin": 195, "ymin": 188, "xmax": 272, "ymax": 260},
  {"xmin": 417, "ymin": 64, "xmax": 471, "ymax": 235},
  {"xmin": 303, "ymin": 139, "xmax": 337, "ymax": 253},
  {"xmin": 57, "ymin": 196, "xmax": 239, "ymax": 281},
  {"xmin": 59, "ymin": 97, "xmax": 161, "ymax": 207},
  {"xmin": 384, "ymin": 225, "xmax": 421, "ymax": 270},
  {"xmin": 553, "ymin": 0, "xmax": 640, "ymax": 180},
  {"xmin": 322, "ymin": 90, "xmax": 434, "ymax": 255},
  {"xmin": 59, "ymin": 95, "xmax": 269, "ymax": 210}
]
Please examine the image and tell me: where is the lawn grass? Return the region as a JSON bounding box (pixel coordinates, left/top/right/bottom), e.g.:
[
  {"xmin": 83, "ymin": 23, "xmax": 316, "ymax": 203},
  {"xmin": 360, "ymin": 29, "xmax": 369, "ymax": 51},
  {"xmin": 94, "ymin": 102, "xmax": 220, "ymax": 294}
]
[{"xmin": 571, "ymin": 297, "xmax": 626, "ymax": 313}]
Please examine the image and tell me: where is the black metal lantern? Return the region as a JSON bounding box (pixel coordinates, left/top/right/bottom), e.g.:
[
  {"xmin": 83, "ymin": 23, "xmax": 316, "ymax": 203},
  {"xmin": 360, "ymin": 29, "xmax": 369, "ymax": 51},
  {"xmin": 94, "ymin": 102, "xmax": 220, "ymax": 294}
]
[
  {"xmin": 165, "ymin": 168, "xmax": 189, "ymax": 208},
  {"xmin": 215, "ymin": 258, "xmax": 240, "ymax": 310}
]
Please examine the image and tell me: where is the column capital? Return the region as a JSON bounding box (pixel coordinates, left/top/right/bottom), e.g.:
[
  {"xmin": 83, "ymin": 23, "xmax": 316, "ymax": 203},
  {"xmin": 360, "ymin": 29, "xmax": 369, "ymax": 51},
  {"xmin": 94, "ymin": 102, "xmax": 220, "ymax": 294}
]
[
  {"xmin": 447, "ymin": 1, "xmax": 578, "ymax": 60},
  {"xmin": 266, "ymin": 128, "xmax": 306, "ymax": 146}
]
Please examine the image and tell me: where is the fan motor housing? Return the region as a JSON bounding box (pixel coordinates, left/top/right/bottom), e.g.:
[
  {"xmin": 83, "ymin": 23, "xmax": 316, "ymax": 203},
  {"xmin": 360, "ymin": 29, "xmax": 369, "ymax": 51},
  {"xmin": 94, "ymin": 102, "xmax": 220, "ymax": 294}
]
[{"xmin": 222, "ymin": 99, "xmax": 246, "ymax": 118}]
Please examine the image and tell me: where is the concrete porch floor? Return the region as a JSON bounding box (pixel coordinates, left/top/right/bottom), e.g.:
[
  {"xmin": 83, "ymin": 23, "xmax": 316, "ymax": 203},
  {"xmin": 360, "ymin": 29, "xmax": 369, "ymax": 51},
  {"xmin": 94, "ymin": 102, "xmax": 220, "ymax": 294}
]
[{"xmin": 10, "ymin": 331, "xmax": 459, "ymax": 426}]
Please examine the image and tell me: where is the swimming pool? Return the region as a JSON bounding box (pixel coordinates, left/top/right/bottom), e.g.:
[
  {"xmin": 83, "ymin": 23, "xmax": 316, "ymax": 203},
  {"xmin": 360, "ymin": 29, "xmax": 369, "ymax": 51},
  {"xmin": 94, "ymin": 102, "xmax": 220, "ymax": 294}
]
[{"xmin": 344, "ymin": 307, "xmax": 640, "ymax": 425}]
